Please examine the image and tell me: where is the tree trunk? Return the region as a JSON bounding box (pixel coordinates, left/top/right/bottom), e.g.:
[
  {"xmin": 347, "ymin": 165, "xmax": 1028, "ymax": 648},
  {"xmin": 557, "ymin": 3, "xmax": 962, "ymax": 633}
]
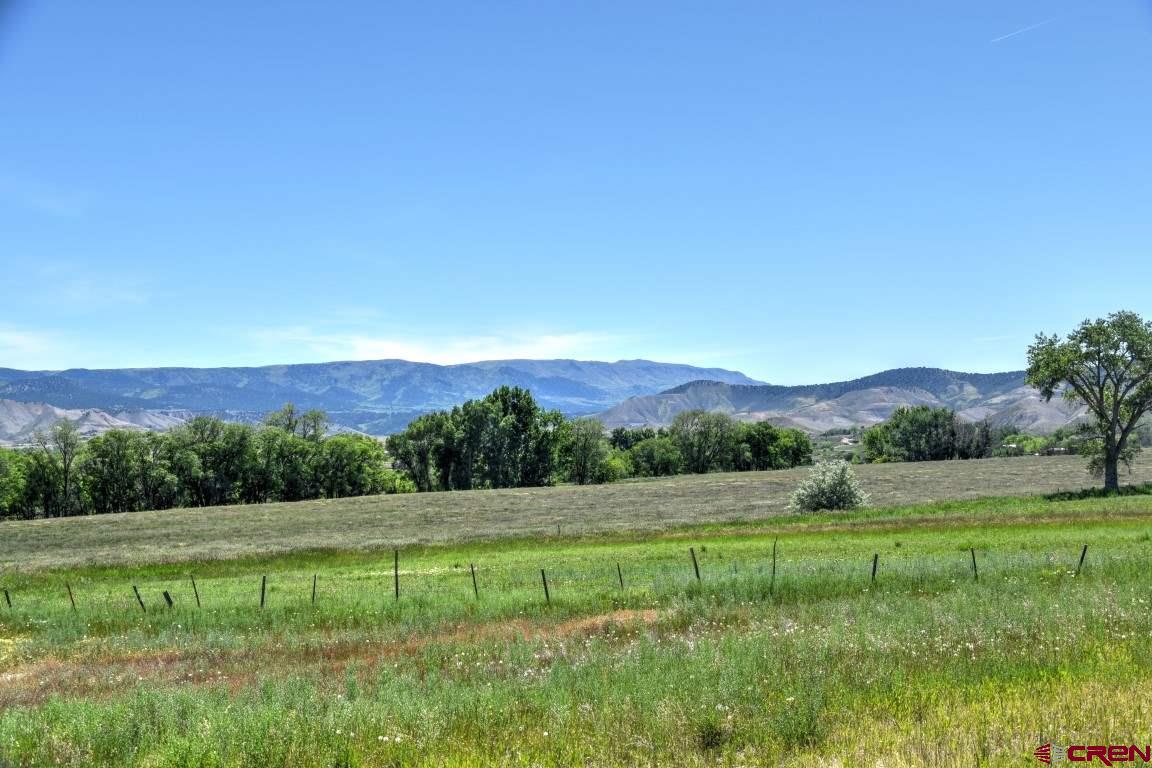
[{"xmin": 1104, "ymin": 454, "xmax": 1120, "ymax": 493}]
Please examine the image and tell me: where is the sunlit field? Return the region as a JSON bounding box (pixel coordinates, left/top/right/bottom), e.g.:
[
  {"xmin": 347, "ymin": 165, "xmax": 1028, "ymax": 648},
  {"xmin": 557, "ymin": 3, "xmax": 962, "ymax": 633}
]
[
  {"xmin": 4, "ymin": 455, "xmax": 1150, "ymax": 571},
  {"xmin": 3, "ymin": 456, "xmax": 1152, "ymax": 766}
]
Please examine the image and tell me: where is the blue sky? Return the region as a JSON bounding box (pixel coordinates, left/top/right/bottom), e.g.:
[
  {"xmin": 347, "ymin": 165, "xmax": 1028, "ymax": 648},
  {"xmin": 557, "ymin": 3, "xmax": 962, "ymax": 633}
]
[{"xmin": 1, "ymin": 1, "xmax": 1150, "ymax": 384}]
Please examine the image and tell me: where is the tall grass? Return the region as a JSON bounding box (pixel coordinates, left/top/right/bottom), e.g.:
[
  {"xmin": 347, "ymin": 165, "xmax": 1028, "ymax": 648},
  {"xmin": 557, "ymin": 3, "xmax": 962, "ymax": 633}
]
[{"xmin": 3, "ymin": 493, "xmax": 1152, "ymax": 765}]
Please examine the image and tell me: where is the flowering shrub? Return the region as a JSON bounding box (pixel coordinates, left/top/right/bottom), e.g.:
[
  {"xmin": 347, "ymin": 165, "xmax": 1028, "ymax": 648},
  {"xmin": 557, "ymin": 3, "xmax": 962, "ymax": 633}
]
[{"xmin": 790, "ymin": 460, "xmax": 868, "ymax": 512}]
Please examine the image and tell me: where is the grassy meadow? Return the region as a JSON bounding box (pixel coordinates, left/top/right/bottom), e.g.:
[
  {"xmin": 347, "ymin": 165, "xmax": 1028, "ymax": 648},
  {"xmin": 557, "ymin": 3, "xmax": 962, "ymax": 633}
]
[
  {"xmin": 2, "ymin": 457, "xmax": 1152, "ymax": 765},
  {"xmin": 4, "ymin": 454, "xmax": 1151, "ymax": 571}
]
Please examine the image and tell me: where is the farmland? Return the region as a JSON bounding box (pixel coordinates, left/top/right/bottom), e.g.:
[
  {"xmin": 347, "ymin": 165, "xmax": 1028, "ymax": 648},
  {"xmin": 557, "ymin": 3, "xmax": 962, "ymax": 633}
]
[
  {"xmin": 4, "ymin": 455, "xmax": 1150, "ymax": 571},
  {"xmin": 2, "ymin": 456, "xmax": 1152, "ymax": 766}
]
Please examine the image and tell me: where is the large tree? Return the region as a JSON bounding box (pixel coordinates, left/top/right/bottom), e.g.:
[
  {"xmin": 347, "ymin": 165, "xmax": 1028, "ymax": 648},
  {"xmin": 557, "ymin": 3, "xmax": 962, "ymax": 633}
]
[
  {"xmin": 670, "ymin": 410, "xmax": 738, "ymax": 474},
  {"xmin": 1027, "ymin": 311, "xmax": 1152, "ymax": 491},
  {"xmin": 31, "ymin": 420, "xmax": 83, "ymax": 516},
  {"xmin": 563, "ymin": 418, "xmax": 609, "ymax": 485}
]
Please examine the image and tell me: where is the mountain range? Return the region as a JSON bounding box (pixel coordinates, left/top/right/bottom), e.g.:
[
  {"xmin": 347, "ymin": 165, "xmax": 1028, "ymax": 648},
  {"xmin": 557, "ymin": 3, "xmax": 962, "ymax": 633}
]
[
  {"xmin": 0, "ymin": 359, "xmax": 761, "ymax": 441},
  {"xmin": 0, "ymin": 361, "xmax": 1086, "ymax": 446},
  {"xmin": 596, "ymin": 367, "xmax": 1084, "ymax": 434}
]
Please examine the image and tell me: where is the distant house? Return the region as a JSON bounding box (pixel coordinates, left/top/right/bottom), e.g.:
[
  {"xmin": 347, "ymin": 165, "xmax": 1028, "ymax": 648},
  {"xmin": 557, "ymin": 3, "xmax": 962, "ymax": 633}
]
[{"xmin": 839, "ymin": 436, "xmax": 859, "ymax": 446}]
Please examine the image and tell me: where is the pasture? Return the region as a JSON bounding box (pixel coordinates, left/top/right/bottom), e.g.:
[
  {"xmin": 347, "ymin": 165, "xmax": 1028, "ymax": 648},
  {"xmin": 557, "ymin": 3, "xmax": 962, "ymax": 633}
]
[
  {"xmin": 3, "ymin": 454, "xmax": 1150, "ymax": 570},
  {"xmin": 2, "ymin": 456, "xmax": 1152, "ymax": 766}
]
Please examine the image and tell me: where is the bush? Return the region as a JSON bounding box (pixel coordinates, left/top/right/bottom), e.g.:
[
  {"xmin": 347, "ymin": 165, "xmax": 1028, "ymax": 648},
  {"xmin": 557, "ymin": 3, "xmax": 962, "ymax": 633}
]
[{"xmin": 790, "ymin": 460, "xmax": 868, "ymax": 512}]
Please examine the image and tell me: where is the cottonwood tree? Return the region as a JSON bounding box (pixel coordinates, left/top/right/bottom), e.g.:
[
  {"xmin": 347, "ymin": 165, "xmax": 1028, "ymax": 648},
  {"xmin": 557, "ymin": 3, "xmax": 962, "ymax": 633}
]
[
  {"xmin": 670, "ymin": 411, "xmax": 737, "ymax": 474},
  {"xmin": 31, "ymin": 420, "xmax": 82, "ymax": 516},
  {"xmin": 563, "ymin": 418, "xmax": 609, "ymax": 485},
  {"xmin": 1027, "ymin": 311, "xmax": 1152, "ymax": 492}
]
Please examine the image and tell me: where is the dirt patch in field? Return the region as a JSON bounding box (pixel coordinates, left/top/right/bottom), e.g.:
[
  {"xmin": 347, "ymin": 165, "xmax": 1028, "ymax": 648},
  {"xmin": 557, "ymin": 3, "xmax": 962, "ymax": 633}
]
[{"xmin": 0, "ymin": 609, "xmax": 662, "ymax": 708}]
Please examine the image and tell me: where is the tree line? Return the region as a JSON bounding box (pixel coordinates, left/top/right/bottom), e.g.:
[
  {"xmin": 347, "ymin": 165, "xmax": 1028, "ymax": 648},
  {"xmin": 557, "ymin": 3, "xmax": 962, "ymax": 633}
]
[
  {"xmin": 387, "ymin": 386, "xmax": 813, "ymax": 492},
  {"xmin": 858, "ymin": 404, "xmax": 1150, "ymax": 465},
  {"xmin": 0, "ymin": 404, "xmax": 412, "ymax": 520},
  {"xmin": 0, "ymin": 387, "xmax": 816, "ymax": 518},
  {"xmin": 860, "ymin": 406, "xmax": 1009, "ymax": 463}
]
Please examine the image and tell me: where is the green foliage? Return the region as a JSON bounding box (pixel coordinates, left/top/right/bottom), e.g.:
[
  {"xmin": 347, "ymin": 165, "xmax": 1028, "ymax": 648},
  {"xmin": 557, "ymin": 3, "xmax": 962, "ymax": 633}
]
[
  {"xmin": 734, "ymin": 422, "xmax": 812, "ymax": 471},
  {"xmin": 994, "ymin": 428, "xmax": 1082, "ymax": 458},
  {"xmin": 1028, "ymin": 310, "xmax": 1152, "ymax": 490},
  {"xmin": 628, "ymin": 436, "xmax": 683, "ymax": 477},
  {"xmin": 670, "ymin": 411, "xmax": 740, "ymax": 474},
  {"xmin": 789, "ymin": 460, "xmax": 868, "ymax": 512},
  {"xmin": 862, "ymin": 407, "xmax": 1006, "ymax": 463},
  {"xmin": 388, "ymin": 386, "xmax": 563, "ymax": 492},
  {"xmin": 608, "ymin": 426, "xmax": 659, "ymax": 451},
  {"xmin": 0, "ymin": 405, "xmax": 402, "ymax": 520},
  {"xmin": 562, "ymin": 418, "xmax": 610, "ymax": 485},
  {"xmin": 595, "ymin": 448, "xmax": 634, "ymax": 483},
  {"xmin": 0, "ymin": 448, "xmax": 29, "ymax": 518}
]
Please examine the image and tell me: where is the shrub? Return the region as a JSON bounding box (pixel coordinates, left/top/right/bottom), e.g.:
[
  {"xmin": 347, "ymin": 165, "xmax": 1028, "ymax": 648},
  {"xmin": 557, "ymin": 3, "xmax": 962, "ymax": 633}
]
[{"xmin": 790, "ymin": 460, "xmax": 868, "ymax": 512}]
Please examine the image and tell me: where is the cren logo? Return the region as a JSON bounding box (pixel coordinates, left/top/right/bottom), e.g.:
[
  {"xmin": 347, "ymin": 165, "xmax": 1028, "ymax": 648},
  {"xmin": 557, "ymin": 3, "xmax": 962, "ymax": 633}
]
[{"xmin": 1036, "ymin": 744, "xmax": 1152, "ymax": 765}]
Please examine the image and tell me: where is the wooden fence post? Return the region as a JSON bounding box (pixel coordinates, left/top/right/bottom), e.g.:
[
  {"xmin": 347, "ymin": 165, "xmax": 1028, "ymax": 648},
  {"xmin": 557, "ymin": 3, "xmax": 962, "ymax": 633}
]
[
  {"xmin": 870, "ymin": 553, "xmax": 879, "ymax": 584},
  {"xmin": 190, "ymin": 575, "xmax": 201, "ymax": 608},
  {"xmin": 393, "ymin": 549, "xmax": 400, "ymax": 601},
  {"xmin": 260, "ymin": 575, "xmax": 267, "ymax": 609},
  {"xmin": 617, "ymin": 562, "xmax": 625, "ymax": 592},
  {"xmin": 312, "ymin": 574, "xmax": 318, "ymax": 606},
  {"xmin": 970, "ymin": 548, "xmax": 978, "ymax": 581},
  {"xmin": 163, "ymin": 590, "xmax": 174, "ymax": 609},
  {"xmin": 541, "ymin": 568, "xmax": 551, "ymax": 605},
  {"xmin": 2, "ymin": 588, "xmax": 10, "ymax": 609},
  {"xmin": 690, "ymin": 547, "xmax": 701, "ymax": 582},
  {"xmin": 66, "ymin": 582, "xmax": 76, "ymax": 611},
  {"xmin": 133, "ymin": 585, "xmax": 146, "ymax": 613},
  {"xmin": 470, "ymin": 563, "xmax": 479, "ymax": 599},
  {"xmin": 1075, "ymin": 544, "xmax": 1088, "ymax": 577},
  {"xmin": 771, "ymin": 537, "xmax": 778, "ymax": 593}
]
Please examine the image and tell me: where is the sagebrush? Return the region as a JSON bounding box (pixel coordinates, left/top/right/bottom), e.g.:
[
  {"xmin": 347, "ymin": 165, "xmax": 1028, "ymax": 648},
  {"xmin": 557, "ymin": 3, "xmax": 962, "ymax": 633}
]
[{"xmin": 790, "ymin": 460, "xmax": 868, "ymax": 512}]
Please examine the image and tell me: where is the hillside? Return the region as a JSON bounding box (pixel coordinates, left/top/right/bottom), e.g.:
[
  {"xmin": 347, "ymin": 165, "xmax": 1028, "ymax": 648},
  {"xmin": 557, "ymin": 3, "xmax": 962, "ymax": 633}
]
[
  {"xmin": 0, "ymin": 359, "xmax": 761, "ymax": 437},
  {"xmin": 0, "ymin": 399, "xmax": 188, "ymax": 446},
  {"xmin": 597, "ymin": 367, "xmax": 1085, "ymax": 433}
]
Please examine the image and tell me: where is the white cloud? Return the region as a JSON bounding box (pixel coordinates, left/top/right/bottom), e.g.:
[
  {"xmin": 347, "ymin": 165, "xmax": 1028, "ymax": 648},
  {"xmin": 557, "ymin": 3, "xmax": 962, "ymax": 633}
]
[{"xmin": 250, "ymin": 327, "xmax": 625, "ymax": 365}]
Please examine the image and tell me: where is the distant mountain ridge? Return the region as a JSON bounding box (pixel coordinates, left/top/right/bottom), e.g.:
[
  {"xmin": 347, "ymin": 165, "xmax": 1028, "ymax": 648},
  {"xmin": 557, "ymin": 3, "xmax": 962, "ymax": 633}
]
[
  {"xmin": 0, "ymin": 399, "xmax": 189, "ymax": 446},
  {"xmin": 0, "ymin": 359, "xmax": 762, "ymax": 437},
  {"xmin": 598, "ymin": 367, "xmax": 1085, "ymax": 434}
]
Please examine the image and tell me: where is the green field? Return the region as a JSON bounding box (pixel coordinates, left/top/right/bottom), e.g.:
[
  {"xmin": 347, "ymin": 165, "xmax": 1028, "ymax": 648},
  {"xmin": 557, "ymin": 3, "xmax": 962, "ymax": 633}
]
[
  {"xmin": 3, "ymin": 457, "xmax": 1152, "ymax": 766},
  {"xmin": 4, "ymin": 455, "xmax": 1150, "ymax": 570}
]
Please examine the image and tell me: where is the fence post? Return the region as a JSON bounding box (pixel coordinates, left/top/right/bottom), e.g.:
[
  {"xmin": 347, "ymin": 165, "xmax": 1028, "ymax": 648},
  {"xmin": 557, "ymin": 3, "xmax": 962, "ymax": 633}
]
[
  {"xmin": 1075, "ymin": 544, "xmax": 1088, "ymax": 577},
  {"xmin": 617, "ymin": 562, "xmax": 625, "ymax": 592},
  {"xmin": 312, "ymin": 574, "xmax": 318, "ymax": 606},
  {"xmin": 163, "ymin": 590, "xmax": 174, "ymax": 609},
  {"xmin": 970, "ymin": 548, "xmax": 978, "ymax": 581},
  {"xmin": 260, "ymin": 575, "xmax": 267, "ymax": 609},
  {"xmin": 690, "ymin": 547, "xmax": 701, "ymax": 582},
  {"xmin": 190, "ymin": 575, "xmax": 201, "ymax": 608},
  {"xmin": 541, "ymin": 568, "xmax": 551, "ymax": 605},
  {"xmin": 771, "ymin": 537, "xmax": 778, "ymax": 593},
  {"xmin": 2, "ymin": 588, "xmax": 10, "ymax": 609},
  {"xmin": 66, "ymin": 582, "xmax": 76, "ymax": 611},
  {"xmin": 470, "ymin": 563, "xmax": 479, "ymax": 599},
  {"xmin": 133, "ymin": 585, "xmax": 146, "ymax": 613},
  {"xmin": 870, "ymin": 553, "xmax": 879, "ymax": 584},
  {"xmin": 393, "ymin": 549, "xmax": 400, "ymax": 601}
]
